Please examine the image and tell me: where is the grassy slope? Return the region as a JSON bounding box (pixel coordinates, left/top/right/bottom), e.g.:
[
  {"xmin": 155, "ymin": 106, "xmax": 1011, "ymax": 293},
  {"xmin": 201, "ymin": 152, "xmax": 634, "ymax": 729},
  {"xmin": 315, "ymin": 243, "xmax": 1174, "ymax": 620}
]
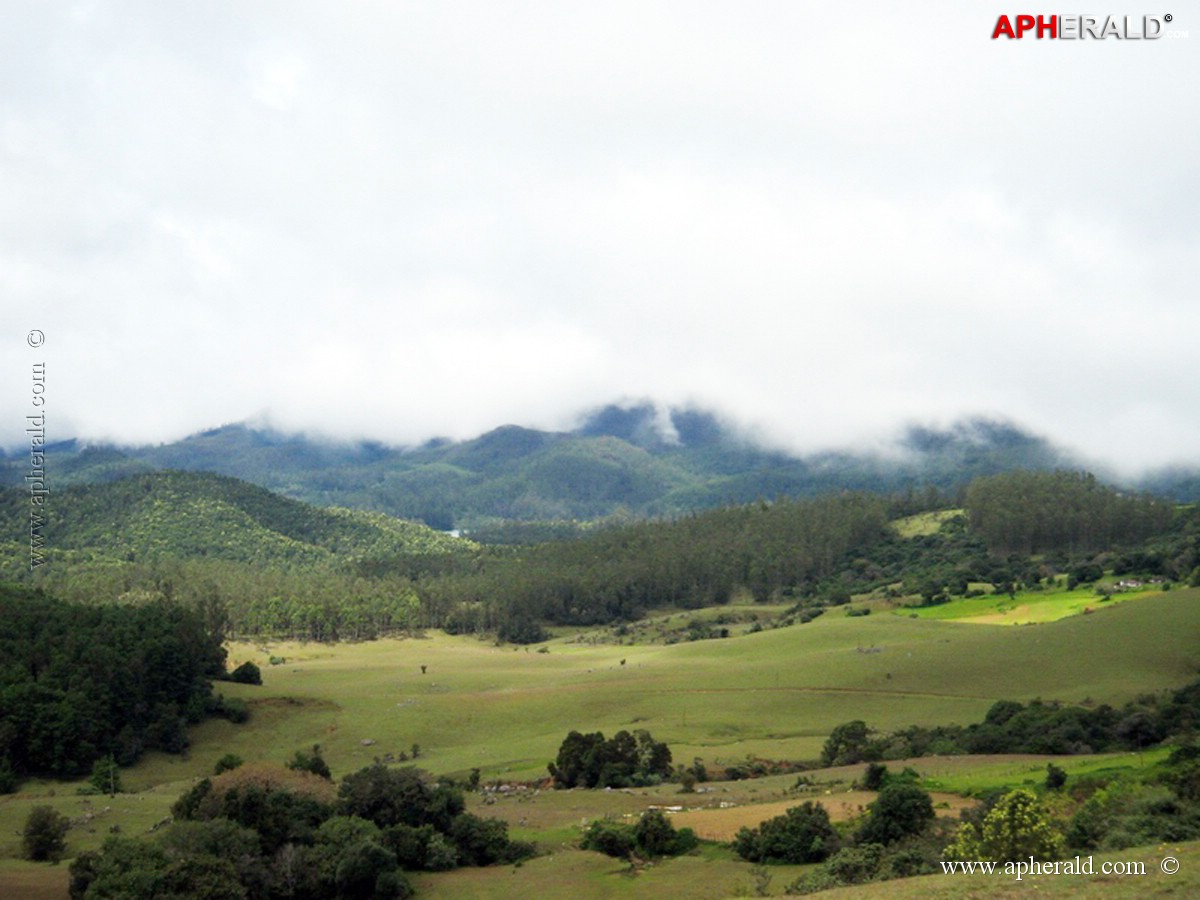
[
  {"xmin": 899, "ymin": 585, "xmax": 1164, "ymax": 625},
  {"xmin": 5, "ymin": 589, "xmax": 1198, "ymax": 897},
  {"xmin": 147, "ymin": 588, "xmax": 1200, "ymax": 786},
  {"xmin": 0, "ymin": 470, "xmax": 468, "ymax": 566}
]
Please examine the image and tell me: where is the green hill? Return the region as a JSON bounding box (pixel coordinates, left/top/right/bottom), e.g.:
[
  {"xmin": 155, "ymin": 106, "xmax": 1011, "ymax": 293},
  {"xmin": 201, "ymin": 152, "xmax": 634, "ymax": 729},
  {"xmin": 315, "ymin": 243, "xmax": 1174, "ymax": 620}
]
[
  {"xmin": 0, "ymin": 470, "xmax": 465, "ymax": 567},
  {"xmin": 0, "ymin": 471, "xmax": 477, "ymax": 640},
  {"xmin": 0, "ymin": 403, "xmax": 1113, "ymax": 529}
]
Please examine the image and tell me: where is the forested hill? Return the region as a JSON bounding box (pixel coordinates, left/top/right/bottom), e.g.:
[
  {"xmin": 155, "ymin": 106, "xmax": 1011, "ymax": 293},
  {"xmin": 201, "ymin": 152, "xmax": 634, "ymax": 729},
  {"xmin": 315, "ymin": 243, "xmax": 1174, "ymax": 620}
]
[
  {"xmin": 0, "ymin": 403, "xmax": 1113, "ymax": 529},
  {"xmin": 0, "ymin": 470, "xmax": 469, "ymax": 570},
  {"xmin": 0, "ymin": 466, "xmax": 1191, "ymax": 644},
  {"xmin": 0, "ymin": 470, "xmax": 477, "ymax": 640}
]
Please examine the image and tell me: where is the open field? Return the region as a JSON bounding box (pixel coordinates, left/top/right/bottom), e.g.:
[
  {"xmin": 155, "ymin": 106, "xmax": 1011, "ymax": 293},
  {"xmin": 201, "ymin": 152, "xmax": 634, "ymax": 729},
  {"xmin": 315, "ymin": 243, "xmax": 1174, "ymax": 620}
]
[
  {"xmin": 411, "ymin": 843, "xmax": 810, "ymax": 899},
  {"xmin": 890, "ymin": 509, "xmax": 965, "ymax": 538},
  {"xmin": 105, "ymin": 587, "xmax": 1200, "ymax": 790},
  {"xmin": 895, "ymin": 584, "xmax": 1166, "ymax": 625},
  {"xmin": 4, "ymin": 587, "xmax": 1199, "ymax": 896}
]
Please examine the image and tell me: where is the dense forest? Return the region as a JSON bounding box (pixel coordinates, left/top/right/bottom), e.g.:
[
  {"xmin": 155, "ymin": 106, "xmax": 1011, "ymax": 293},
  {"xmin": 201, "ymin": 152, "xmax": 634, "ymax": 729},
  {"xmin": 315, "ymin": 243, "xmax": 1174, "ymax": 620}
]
[
  {"xmin": 1, "ymin": 468, "xmax": 1196, "ymax": 645},
  {"xmin": 965, "ymin": 470, "xmax": 1175, "ymax": 555},
  {"xmin": 0, "ymin": 585, "xmax": 234, "ymax": 787}
]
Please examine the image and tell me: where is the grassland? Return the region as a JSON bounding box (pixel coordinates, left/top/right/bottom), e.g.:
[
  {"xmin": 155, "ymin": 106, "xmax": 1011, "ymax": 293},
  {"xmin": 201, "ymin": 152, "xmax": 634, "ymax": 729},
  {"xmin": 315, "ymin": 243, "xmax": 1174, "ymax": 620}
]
[
  {"xmin": 157, "ymin": 587, "xmax": 1200, "ymax": 785},
  {"xmin": 896, "ymin": 584, "xmax": 1166, "ymax": 625},
  {"xmin": 890, "ymin": 509, "xmax": 965, "ymax": 538},
  {"xmin": 5, "ymin": 587, "xmax": 1199, "ymax": 897}
]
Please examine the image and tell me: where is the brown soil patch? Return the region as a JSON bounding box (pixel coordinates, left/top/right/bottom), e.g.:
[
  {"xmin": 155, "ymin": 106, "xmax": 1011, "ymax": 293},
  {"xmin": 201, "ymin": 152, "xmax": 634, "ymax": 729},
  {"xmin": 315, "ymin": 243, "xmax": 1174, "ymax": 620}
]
[{"xmin": 671, "ymin": 790, "xmax": 973, "ymax": 842}]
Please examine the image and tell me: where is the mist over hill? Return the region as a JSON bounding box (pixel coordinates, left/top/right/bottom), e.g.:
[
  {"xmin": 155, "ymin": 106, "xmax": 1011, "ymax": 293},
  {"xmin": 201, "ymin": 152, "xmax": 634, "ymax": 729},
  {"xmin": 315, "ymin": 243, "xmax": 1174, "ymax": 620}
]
[{"xmin": 2, "ymin": 402, "xmax": 1195, "ymax": 529}]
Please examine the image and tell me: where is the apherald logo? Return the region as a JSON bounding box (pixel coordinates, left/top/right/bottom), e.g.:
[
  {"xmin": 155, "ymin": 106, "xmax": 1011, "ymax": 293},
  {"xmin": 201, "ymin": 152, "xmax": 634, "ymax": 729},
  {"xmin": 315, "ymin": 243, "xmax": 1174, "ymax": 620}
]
[{"xmin": 992, "ymin": 14, "xmax": 1172, "ymax": 38}]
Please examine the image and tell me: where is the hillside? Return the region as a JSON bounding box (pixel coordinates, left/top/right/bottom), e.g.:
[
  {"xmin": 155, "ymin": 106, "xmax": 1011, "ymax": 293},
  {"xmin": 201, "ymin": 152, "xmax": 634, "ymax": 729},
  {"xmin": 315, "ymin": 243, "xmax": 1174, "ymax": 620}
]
[
  {"xmin": 0, "ymin": 403, "xmax": 1136, "ymax": 529},
  {"xmin": 0, "ymin": 466, "xmax": 1197, "ymax": 898},
  {"xmin": 0, "ymin": 471, "xmax": 477, "ymax": 640},
  {"xmin": 0, "ymin": 470, "xmax": 467, "ymax": 568}
]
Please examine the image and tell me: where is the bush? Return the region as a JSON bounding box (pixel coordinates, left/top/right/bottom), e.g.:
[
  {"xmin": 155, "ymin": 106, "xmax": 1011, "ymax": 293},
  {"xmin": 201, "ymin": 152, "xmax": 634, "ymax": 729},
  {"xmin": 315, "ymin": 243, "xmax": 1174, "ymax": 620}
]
[
  {"xmin": 856, "ymin": 783, "xmax": 935, "ymax": 846},
  {"xmin": 581, "ymin": 820, "xmax": 636, "ymax": 858},
  {"xmin": 861, "ymin": 763, "xmax": 889, "ymax": 791},
  {"xmin": 733, "ymin": 801, "xmax": 839, "ymax": 864},
  {"xmin": 549, "ymin": 729, "xmax": 672, "ymax": 789},
  {"xmin": 23, "ymin": 805, "xmax": 70, "ymax": 862},
  {"xmin": 1045, "ymin": 763, "xmax": 1068, "ymax": 791},
  {"xmin": 228, "ymin": 661, "xmax": 263, "ymax": 685},
  {"xmin": 338, "ymin": 765, "xmax": 463, "ymax": 831},
  {"xmin": 825, "ymin": 843, "xmax": 884, "ymax": 884},
  {"xmin": 214, "ymin": 754, "xmax": 244, "ymax": 775},
  {"xmin": 634, "ymin": 809, "xmax": 697, "ymax": 857},
  {"xmin": 286, "ymin": 745, "xmax": 332, "ymax": 780},
  {"xmin": 89, "ymin": 755, "xmax": 123, "ymax": 795},
  {"xmin": 449, "ymin": 813, "xmax": 515, "ymax": 866},
  {"xmin": 0, "ymin": 758, "xmax": 18, "ymax": 794},
  {"xmin": 220, "ymin": 697, "xmax": 250, "ymax": 724},
  {"xmin": 821, "ymin": 721, "xmax": 874, "ymax": 767},
  {"xmin": 581, "ymin": 811, "xmax": 696, "ymax": 860},
  {"xmin": 945, "ymin": 789, "xmax": 1064, "ymax": 863}
]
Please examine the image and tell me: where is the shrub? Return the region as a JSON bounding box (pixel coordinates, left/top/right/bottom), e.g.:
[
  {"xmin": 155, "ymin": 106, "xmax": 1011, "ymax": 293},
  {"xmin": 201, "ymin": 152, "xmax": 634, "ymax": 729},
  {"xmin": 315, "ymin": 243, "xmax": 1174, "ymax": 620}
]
[
  {"xmin": 825, "ymin": 843, "xmax": 884, "ymax": 884},
  {"xmin": 214, "ymin": 754, "xmax": 244, "ymax": 775},
  {"xmin": 549, "ymin": 729, "xmax": 672, "ymax": 789},
  {"xmin": 1045, "ymin": 763, "xmax": 1068, "ymax": 791},
  {"xmin": 89, "ymin": 755, "xmax": 123, "ymax": 795},
  {"xmin": 634, "ymin": 809, "xmax": 697, "ymax": 857},
  {"xmin": 286, "ymin": 745, "xmax": 332, "ymax": 780},
  {"xmin": 582, "ymin": 811, "xmax": 696, "ymax": 860},
  {"xmin": 856, "ymin": 783, "xmax": 935, "ymax": 846},
  {"xmin": 338, "ymin": 765, "xmax": 463, "ymax": 831},
  {"xmin": 821, "ymin": 721, "xmax": 874, "ymax": 767},
  {"xmin": 220, "ymin": 697, "xmax": 250, "ymax": 724},
  {"xmin": 581, "ymin": 820, "xmax": 636, "ymax": 858},
  {"xmin": 228, "ymin": 661, "xmax": 263, "ymax": 685},
  {"xmin": 23, "ymin": 805, "xmax": 70, "ymax": 862},
  {"xmin": 861, "ymin": 763, "xmax": 889, "ymax": 791},
  {"xmin": 733, "ymin": 801, "xmax": 839, "ymax": 864},
  {"xmin": 945, "ymin": 789, "xmax": 1064, "ymax": 863}
]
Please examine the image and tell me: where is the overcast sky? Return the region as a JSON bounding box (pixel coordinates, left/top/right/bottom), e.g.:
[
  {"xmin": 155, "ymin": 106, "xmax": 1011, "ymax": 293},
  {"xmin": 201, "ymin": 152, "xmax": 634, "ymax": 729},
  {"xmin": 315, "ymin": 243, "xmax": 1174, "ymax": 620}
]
[{"xmin": 2, "ymin": 2, "xmax": 1197, "ymax": 473}]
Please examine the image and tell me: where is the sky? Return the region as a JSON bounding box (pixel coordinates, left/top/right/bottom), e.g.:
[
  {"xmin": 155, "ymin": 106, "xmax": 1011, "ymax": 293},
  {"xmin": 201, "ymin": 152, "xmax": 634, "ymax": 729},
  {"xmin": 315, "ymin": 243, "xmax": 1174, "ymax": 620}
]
[{"xmin": 2, "ymin": 2, "xmax": 1197, "ymax": 473}]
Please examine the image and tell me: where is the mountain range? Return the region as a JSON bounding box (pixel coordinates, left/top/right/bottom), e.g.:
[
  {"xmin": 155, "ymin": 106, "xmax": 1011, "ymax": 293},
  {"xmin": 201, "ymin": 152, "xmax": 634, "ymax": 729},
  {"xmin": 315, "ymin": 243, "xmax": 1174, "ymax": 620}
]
[{"xmin": 2, "ymin": 402, "xmax": 1196, "ymax": 529}]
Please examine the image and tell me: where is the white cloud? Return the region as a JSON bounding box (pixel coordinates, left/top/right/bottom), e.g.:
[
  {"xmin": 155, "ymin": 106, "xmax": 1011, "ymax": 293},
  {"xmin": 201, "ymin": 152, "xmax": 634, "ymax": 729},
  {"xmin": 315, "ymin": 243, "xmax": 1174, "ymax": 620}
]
[{"xmin": 1, "ymin": 2, "xmax": 1197, "ymax": 472}]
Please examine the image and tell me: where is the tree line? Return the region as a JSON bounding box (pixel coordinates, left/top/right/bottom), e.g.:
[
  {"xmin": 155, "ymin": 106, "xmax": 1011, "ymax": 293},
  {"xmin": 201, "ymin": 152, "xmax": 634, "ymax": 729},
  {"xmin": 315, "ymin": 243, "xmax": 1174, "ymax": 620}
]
[
  {"xmin": 820, "ymin": 674, "xmax": 1200, "ymax": 766},
  {"xmin": 419, "ymin": 492, "xmax": 892, "ymax": 640},
  {"xmin": 965, "ymin": 470, "xmax": 1174, "ymax": 555},
  {"xmin": 0, "ymin": 585, "xmax": 235, "ymax": 789},
  {"xmin": 2, "ymin": 468, "xmax": 1192, "ymax": 647}
]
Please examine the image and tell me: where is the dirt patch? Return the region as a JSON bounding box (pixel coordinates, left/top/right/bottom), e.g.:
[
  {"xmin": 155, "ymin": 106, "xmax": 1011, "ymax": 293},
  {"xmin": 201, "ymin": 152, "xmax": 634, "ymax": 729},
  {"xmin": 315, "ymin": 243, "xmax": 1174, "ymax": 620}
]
[{"xmin": 671, "ymin": 791, "xmax": 973, "ymax": 842}]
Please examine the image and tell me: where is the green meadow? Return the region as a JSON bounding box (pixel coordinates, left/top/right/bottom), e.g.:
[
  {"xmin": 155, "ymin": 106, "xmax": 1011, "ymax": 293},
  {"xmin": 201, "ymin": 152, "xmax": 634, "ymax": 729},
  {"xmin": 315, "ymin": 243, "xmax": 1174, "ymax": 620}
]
[
  {"xmin": 150, "ymin": 587, "xmax": 1200, "ymax": 786},
  {"xmin": 895, "ymin": 584, "xmax": 1165, "ymax": 625},
  {"xmin": 4, "ymin": 587, "xmax": 1200, "ymax": 897}
]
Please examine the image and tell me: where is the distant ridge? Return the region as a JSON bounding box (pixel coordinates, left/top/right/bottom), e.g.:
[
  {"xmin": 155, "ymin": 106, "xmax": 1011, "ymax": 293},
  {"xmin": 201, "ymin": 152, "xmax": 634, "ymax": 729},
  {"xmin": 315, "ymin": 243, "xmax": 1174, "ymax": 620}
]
[{"xmin": 2, "ymin": 401, "xmax": 1195, "ymax": 528}]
